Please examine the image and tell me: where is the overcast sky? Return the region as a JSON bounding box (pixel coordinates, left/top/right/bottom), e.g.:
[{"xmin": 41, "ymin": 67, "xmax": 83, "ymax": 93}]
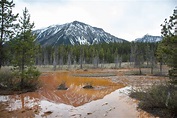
[{"xmin": 13, "ymin": 0, "xmax": 176, "ymax": 41}]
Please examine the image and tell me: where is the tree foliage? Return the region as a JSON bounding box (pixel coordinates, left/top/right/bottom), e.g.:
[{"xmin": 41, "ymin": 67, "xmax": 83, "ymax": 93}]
[
  {"xmin": 0, "ymin": 0, "xmax": 18, "ymax": 68},
  {"xmin": 157, "ymin": 7, "xmax": 177, "ymax": 83},
  {"xmin": 34, "ymin": 42, "xmax": 131, "ymax": 67},
  {"xmin": 10, "ymin": 7, "xmax": 40, "ymax": 90}
]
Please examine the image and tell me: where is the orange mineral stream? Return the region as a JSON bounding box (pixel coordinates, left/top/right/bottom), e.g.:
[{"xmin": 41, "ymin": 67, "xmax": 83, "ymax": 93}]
[{"xmin": 0, "ymin": 70, "xmax": 131, "ymax": 117}]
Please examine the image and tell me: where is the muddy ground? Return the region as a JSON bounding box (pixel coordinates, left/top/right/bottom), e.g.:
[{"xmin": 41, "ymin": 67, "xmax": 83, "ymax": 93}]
[{"xmin": 0, "ymin": 68, "xmax": 168, "ymax": 118}]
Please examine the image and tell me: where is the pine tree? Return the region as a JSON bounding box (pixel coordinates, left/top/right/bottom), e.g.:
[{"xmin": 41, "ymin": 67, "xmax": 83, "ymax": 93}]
[
  {"xmin": 157, "ymin": 7, "xmax": 177, "ymax": 83},
  {"xmin": 11, "ymin": 7, "xmax": 38, "ymax": 89},
  {"xmin": 0, "ymin": 0, "xmax": 18, "ymax": 68}
]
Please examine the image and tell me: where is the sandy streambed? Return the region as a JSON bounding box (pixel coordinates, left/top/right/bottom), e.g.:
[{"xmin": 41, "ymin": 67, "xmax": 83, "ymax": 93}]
[{"xmin": 35, "ymin": 87, "xmax": 138, "ymax": 118}]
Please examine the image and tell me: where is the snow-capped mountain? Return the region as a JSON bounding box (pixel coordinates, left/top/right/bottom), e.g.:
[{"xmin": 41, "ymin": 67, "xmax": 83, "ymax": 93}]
[
  {"xmin": 135, "ymin": 34, "xmax": 162, "ymax": 43},
  {"xmin": 33, "ymin": 21, "xmax": 127, "ymax": 46}
]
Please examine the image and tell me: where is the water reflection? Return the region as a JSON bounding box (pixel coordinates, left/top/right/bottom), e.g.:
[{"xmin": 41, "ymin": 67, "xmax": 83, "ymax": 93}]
[
  {"xmin": 0, "ymin": 71, "xmax": 124, "ymax": 112},
  {"xmin": 0, "ymin": 93, "xmax": 40, "ymax": 111}
]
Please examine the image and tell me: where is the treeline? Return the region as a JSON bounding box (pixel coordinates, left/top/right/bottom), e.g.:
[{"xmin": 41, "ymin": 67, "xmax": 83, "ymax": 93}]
[
  {"xmin": 1, "ymin": 41, "xmax": 160, "ymax": 73},
  {"xmin": 35, "ymin": 42, "xmax": 130, "ymax": 65},
  {"xmin": 33, "ymin": 42, "xmax": 158, "ymax": 69},
  {"xmin": 3, "ymin": 41, "xmax": 159, "ymax": 69}
]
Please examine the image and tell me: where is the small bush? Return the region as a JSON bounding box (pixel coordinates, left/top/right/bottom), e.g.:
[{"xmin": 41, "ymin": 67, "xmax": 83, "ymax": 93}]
[
  {"xmin": 0, "ymin": 70, "xmax": 14, "ymax": 90},
  {"xmin": 130, "ymin": 83, "xmax": 177, "ymax": 118},
  {"xmin": 0, "ymin": 66, "xmax": 40, "ymax": 94},
  {"xmin": 14, "ymin": 66, "xmax": 41, "ymax": 91},
  {"xmin": 23, "ymin": 66, "xmax": 40, "ymax": 89}
]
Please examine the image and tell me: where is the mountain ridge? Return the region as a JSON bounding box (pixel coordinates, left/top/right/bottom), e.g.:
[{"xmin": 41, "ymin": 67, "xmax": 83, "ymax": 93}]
[
  {"xmin": 33, "ymin": 21, "xmax": 128, "ymax": 46},
  {"xmin": 134, "ymin": 34, "xmax": 162, "ymax": 43}
]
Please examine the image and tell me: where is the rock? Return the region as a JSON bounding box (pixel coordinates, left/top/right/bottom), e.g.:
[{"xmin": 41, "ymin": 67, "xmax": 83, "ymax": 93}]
[
  {"xmin": 70, "ymin": 114, "xmax": 81, "ymax": 117},
  {"xmin": 83, "ymin": 83, "xmax": 94, "ymax": 89},
  {"xmin": 87, "ymin": 112, "xmax": 92, "ymax": 115},
  {"xmin": 44, "ymin": 111, "xmax": 53, "ymax": 115},
  {"xmin": 41, "ymin": 111, "xmax": 53, "ymax": 117},
  {"xmin": 102, "ymin": 102, "xmax": 108, "ymax": 106},
  {"xmin": 57, "ymin": 83, "xmax": 68, "ymax": 90},
  {"xmin": 21, "ymin": 109, "xmax": 25, "ymax": 113}
]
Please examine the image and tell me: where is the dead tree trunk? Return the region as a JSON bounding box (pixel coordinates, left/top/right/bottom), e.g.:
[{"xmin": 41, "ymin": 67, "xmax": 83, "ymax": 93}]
[
  {"xmin": 73, "ymin": 56, "xmax": 77, "ymax": 69},
  {"xmin": 80, "ymin": 55, "xmax": 83, "ymax": 69},
  {"xmin": 79, "ymin": 48, "xmax": 84, "ymax": 69},
  {"xmin": 53, "ymin": 48, "xmax": 57, "ymax": 71},
  {"xmin": 67, "ymin": 53, "xmax": 71, "ymax": 70},
  {"xmin": 150, "ymin": 47, "xmax": 156, "ymax": 75},
  {"xmin": 159, "ymin": 60, "xmax": 163, "ymax": 75},
  {"xmin": 101, "ymin": 58, "xmax": 104, "ymax": 68},
  {"xmin": 119, "ymin": 56, "xmax": 122, "ymax": 68},
  {"xmin": 59, "ymin": 56, "xmax": 63, "ymax": 70},
  {"xmin": 44, "ymin": 49, "xmax": 49, "ymax": 67},
  {"xmin": 93, "ymin": 56, "xmax": 99, "ymax": 68},
  {"xmin": 115, "ymin": 55, "xmax": 118, "ymax": 69}
]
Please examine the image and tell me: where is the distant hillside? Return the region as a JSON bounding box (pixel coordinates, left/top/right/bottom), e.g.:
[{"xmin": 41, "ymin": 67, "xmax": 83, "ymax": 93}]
[
  {"xmin": 135, "ymin": 34, "xmax": 162, "ymax": 43},
  {"xmin": 33, "ymin": 21, "xmax": 128, "ymax": 46}
]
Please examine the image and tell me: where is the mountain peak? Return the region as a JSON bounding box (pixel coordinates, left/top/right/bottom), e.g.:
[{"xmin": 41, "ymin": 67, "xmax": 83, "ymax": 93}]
[
  {"xmin": 135, "ymin": 34, "xmax": 162, "ymax": 43},
  {"xmin": 33, "ymin": 21, "xmax": 127, "ymax": 46},
  {"xmin": 72, "ymin": 20, "xmax": 82, "ymax": 24}
]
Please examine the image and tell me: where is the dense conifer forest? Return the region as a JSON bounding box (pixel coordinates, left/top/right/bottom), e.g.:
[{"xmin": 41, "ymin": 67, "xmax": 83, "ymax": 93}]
[{"xmin": 3, "ymin": 42, "xmax": 159, "ymax": 69}]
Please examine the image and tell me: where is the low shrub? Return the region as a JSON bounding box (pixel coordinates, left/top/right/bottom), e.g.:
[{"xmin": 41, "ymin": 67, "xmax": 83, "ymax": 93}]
[
  {"xmin": 13, "ymin": 66, "xmax": 41, "ymax": 91},
  {"xmin": 0, "ymin": 70, "xmax": 14, "ymax": 90},
  {"xmin": 0, "ymin": 66, "xmax": 40, "ymax": 94},
  {"xmin": 130, "ymin": 83, "xmax": 177, "ymax": 118},
  {"xmin": 23, "ymin": 66, "xmax": 41, "ymax": 90}
]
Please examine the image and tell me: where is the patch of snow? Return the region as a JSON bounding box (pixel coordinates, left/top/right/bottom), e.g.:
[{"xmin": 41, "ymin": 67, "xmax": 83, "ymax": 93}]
[{"xmin": 70, "ymin": 38, "xmax": 75, "ymax": 45}]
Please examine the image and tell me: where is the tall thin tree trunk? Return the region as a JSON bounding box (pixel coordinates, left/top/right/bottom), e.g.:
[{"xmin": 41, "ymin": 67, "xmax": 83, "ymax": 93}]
[
  {"xmin": 139, "ymin": 67, "xmax": 142, "ymax": 75},
  {"xmin": 150, "ymin": 49, "xmax": 155, "ymax": 75},
  {"xmin": 0, "ymin": 4, "xmax": 4, "ymax": 69},
  {"xmin": 0, "ymin": 42, "xmax": 3, "ymax": 69},
  {"xmin": 151, "ymin": 65, "xmax": 154, "ymax": 74},
  {"xmin": 67, "ymin": 53, "xmax": 71, "ymax": 70},
  {"xmin": 44, "ymin": 51, "xmax": 48, "ymax": 67},
  {"xmin": 21, "ymin": 50, "xmax": 25, "ymax": 90},
  {"xmin": 119, "ymin": 56, "xmax": 122, "ymax": 68},
  {"xmin": 93, "ymin": 56, "xmax": 98, "ymax": 68},
  {"xmin": 53, "ymin": 48, "xmax": 57, "ymax": 71},
  {"xmin": 96, "ymin": 56, "xmax": 99, "ymax": 68},
  {"xmin": 74, "ymin": 57, "xmax": 77, "ymax": 69},
  {"xmin": 80, "ymin": 55, "xmax": 83, "ymax": 69},
  {"xmin": 59, "ymin": 56, "xmax": 63, "ymax": 70},
  {"xmin": 115, "ymin": 55, "xmax": 118, "ymax": 69},
  {"xmin": 150, "ymin": 56, "xmax": 154, "ymax": 75},
  {"xmin": 101, "ymin": 58, "xmax": 104, "ymax": 68},
  {"xmin": 53, "ymin": 55, "xmax": 56, "ymax": 71},
  {"xmin": 160, "ymin": 60, "xmax": 163, "ymax": 75}
]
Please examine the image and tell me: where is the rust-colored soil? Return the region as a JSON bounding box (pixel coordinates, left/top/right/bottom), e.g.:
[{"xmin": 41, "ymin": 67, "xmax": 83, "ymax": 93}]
[{"xmin": 0, "ymin": 68, "xmax": 168, "ymax": 118}]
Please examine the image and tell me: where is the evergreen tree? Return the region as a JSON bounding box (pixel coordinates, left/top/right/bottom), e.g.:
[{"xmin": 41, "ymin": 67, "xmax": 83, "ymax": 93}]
[
  {"xmin": 157, "ymin": 7, "xmax": 177, "ymax": 83},
  {"xmin": 11, "ymin": 7, "xmax": 38, "ymax": 89},
  {"xmin": 0, "ymin": 0, "xmax": 18, "ymax": 68}
]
